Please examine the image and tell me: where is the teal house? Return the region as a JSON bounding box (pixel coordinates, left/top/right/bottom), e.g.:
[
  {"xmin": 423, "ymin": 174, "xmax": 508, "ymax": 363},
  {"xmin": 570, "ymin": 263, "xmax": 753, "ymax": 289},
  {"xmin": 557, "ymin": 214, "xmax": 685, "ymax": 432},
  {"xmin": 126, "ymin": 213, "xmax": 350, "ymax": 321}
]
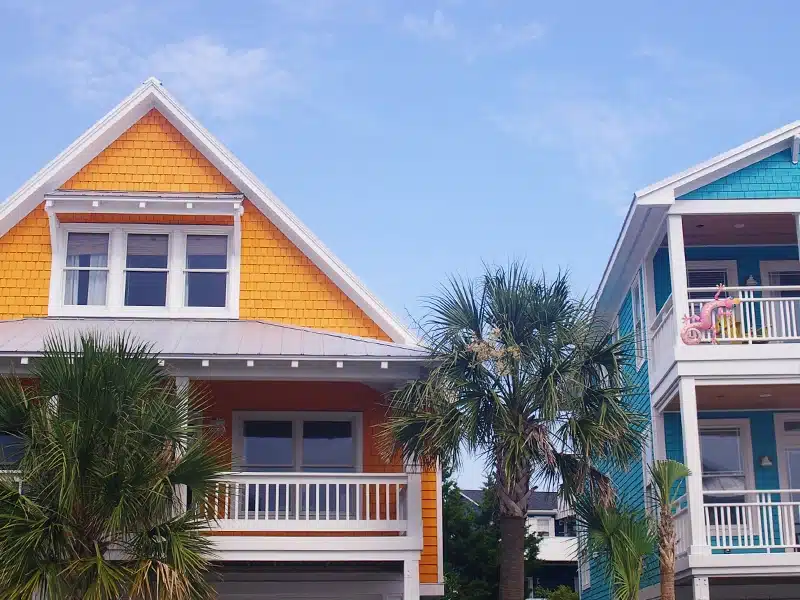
[{"xmin": 588, "ymin": 123, "xmax": 800, "ymax": 600}]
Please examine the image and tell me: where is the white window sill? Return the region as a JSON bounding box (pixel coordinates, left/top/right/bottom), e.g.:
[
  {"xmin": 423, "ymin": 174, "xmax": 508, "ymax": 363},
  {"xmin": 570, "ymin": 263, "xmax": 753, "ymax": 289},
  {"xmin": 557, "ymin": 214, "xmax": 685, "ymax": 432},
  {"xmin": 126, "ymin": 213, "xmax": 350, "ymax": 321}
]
[{"xmin": 48, "ymin": 305, "xmax": 238, "ymax": 320}]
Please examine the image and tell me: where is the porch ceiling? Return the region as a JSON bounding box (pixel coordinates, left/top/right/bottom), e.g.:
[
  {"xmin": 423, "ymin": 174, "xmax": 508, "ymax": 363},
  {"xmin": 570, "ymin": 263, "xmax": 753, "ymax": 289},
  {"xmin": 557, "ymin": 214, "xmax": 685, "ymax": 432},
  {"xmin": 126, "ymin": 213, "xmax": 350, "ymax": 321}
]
[
  {"xmin": 665, "ymin": 383, "xmax": 800, "ymax": 411},
  {"xmin": 682, "ymin": 213, "xmax": 797, "ymax": 246}
]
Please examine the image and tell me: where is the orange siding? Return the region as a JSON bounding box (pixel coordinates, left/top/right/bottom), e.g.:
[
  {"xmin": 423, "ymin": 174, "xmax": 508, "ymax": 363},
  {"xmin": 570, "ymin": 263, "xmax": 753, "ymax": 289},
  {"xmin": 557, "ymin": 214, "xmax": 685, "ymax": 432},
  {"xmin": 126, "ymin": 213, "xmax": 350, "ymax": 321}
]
[
  {"xmin": 61, "ymin": 109, "xmax": 238, "ymax": 193},
  {"xmin": 55, "ymin": 109, "xmax": 389, "ymax": 340},
  {"xmin": 0, "ymin": 204, "xmax": 51, "ymax": 318},
  {"xmin": 199, "ymin": 380, "xmax": 439, "ymax": 583},
  {"xmin": 239, "ymin": 201, "xmax": 390, "ymax": 339}
]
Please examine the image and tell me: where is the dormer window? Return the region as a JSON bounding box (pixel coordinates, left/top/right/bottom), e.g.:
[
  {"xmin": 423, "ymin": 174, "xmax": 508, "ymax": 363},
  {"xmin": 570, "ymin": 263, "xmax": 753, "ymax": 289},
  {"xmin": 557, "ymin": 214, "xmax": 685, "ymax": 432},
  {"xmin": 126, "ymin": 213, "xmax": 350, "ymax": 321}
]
[{"xmin": 50, "ymin": 224, "xmax": 239, "ymax": 318}]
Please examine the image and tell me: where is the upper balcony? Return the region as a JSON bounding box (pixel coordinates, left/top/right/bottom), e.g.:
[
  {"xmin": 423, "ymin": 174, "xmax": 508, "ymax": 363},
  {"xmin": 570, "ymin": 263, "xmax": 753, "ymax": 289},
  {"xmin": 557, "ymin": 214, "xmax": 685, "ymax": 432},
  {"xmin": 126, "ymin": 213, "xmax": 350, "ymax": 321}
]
[{"xmin": 646, "ymin": 213, "xmax": 800, "ymax": 393}]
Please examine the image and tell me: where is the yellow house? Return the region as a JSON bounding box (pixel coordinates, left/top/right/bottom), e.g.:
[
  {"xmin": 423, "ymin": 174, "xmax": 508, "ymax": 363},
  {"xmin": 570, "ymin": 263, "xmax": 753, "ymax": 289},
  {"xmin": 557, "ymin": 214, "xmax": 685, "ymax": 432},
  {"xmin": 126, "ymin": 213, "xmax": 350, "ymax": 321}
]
[{"xmin": 0, "ymin": 77, "xmax": 441, "ymax": 599}]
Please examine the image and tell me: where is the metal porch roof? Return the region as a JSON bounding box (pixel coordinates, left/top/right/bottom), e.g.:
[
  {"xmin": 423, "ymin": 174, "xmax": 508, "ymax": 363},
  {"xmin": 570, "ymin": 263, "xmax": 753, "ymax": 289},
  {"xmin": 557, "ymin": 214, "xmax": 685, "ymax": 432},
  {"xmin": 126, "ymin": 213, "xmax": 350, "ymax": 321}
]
[{"xmin": 0, "ymin": 318, "xmax": 428, "ymax": 360}]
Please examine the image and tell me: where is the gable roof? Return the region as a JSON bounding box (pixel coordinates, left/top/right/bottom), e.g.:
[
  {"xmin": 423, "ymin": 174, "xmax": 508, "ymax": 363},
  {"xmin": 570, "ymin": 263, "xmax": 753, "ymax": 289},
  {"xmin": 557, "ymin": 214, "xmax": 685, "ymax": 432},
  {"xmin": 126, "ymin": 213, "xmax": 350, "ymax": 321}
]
[
  {"xmin": 596, "ymin": 120, "xmax": 800, "ymax": 317},
  {"xmin": 1, "ymin": 77, "xmax": 414, "ymax": 345}
]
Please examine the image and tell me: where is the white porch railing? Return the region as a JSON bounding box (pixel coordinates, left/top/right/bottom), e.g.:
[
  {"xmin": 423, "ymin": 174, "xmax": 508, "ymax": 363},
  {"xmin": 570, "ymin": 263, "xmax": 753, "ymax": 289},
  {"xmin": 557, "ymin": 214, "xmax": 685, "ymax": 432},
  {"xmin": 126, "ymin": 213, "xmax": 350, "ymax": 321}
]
[
  {"xmin": 702, "ymin": 490, "xmax": 800, "ymax": 551},
  {"xmin": 649, "ymin": 296, "xmax": 676, "ymax": 384},
  {"xmin": 208, "ymin": 472, "xmax": 411, "ymax": 532},
  {"xmin": 674, "ymin": 494, "xmax": 691, "ymax": 557},
  {"xmin": 686, "ymin": 286, "xmax": 800, "ymax": 343}
]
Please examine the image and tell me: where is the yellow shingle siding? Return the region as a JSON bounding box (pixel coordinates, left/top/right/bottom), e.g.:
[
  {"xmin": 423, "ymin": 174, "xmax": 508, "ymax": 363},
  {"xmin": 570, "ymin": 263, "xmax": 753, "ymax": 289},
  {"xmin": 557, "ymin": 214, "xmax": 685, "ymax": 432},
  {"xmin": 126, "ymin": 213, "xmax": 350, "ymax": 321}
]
[
  {"xmin": 239, "ymin": 201, "xmax": 390, "ymax": 340},
  {"xmin": 0, "ymin": 204, "xmax": 51, "ymax": 319},
  {"xmin": 55, "ymin": 109, "xmax": 390, "ymax": 340},
  {"xmin": 61, "ymin": 109, "xmax": 238, "ymax": 193}
]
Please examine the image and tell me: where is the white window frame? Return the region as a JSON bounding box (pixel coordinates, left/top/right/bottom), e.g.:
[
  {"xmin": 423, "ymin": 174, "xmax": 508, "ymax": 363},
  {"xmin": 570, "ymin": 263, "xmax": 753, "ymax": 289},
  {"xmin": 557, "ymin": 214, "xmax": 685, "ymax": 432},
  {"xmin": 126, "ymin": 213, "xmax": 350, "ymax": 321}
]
[
  {"xmin": 631, "ymin": 274, "xmax": 645, "ymax": 369},
  {"xmin": 231, "ymin": 411, "xmax": 364, "ymax": 473},
  {"xmin": 686, "ymin": 260, "xmax": 739, "ymax": 291},
  {"xmin": 759, "ymin": 260, "xmax": 800, "ymax": 297},
  {"xmin": 579, "ymin": 551, "xmax": 590, "ymax": 590},
  {"xmin": 49, "ymin": 223, "xmax": 240, "ymax": 319},
  {"xmin": 698, "ymin": 418, "xmax": 755, "ymax": 493}
]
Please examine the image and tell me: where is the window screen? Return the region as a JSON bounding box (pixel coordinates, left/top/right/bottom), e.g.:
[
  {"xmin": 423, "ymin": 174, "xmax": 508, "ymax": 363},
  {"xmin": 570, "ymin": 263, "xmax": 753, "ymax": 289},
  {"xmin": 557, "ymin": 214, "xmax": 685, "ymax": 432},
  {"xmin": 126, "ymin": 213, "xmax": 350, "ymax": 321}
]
[{"xmin": 688, "ymin": 269, "xmax": 729, "ymax": 299}]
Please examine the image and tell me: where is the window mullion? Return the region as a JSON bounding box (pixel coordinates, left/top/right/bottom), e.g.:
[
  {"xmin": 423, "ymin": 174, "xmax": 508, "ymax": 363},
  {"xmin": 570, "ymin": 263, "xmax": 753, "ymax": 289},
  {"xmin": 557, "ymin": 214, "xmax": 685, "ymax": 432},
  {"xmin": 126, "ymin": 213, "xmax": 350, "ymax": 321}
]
[
  {"xmin": 108, "ymin": 229, "xmax": 125, "ymax": 311},
  {"xmin": 168, "ymin": 231, "xmax": 185, "ymax": 311},
  {"xmin": 295, "ymin": 419, "xmax": 303, "ymax": 472}
]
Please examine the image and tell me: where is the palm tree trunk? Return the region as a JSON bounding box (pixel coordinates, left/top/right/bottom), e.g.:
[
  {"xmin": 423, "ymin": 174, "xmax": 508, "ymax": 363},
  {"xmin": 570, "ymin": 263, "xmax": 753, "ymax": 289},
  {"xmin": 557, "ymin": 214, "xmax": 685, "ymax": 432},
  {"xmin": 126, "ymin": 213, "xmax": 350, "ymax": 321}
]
[
  {"xmin": 660, "ymin": 560, "xmax": 675, "ymax": 600},
  {"xmin": 499, "ymin": 515, "xmax": 526, "ymax": 600}
]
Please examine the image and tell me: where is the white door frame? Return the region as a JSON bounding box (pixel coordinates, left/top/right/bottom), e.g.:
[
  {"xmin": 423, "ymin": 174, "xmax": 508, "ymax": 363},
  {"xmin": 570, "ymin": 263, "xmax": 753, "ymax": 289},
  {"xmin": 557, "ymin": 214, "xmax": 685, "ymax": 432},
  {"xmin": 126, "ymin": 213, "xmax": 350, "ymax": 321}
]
[
  {"xmin": 758, "ymin": 260, "xmax": 800, "ymax": 294},
  {"xmin": 773, "ymin": 412, "xmax": 800, "ymax": 550}
]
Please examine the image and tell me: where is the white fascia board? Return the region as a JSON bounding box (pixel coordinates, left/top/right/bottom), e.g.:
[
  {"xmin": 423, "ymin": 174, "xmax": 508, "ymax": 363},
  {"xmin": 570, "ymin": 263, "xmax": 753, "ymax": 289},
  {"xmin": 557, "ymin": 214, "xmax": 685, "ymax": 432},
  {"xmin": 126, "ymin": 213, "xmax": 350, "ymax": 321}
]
[
  {"xmin": 0, "ymin": 77, "xmax": 414, "ymax": 345},
  {"xmin": 636, "ymin": 120, "xmax": 800, "ymax": 202}
]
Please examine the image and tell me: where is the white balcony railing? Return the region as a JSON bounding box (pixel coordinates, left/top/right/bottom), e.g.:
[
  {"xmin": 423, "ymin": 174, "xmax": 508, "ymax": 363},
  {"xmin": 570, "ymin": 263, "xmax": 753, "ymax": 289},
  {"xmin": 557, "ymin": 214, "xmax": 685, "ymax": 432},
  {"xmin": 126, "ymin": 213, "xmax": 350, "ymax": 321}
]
[
  {"xmin": 686, "ymin": 286, "xmax": 800, "ymax": 343},
  {"xmin": 676, "ymin": 490, "xmax": 800, "ymax": 553},
  {"xmin": 649, "ymin": 296, "xmax": 676, "ymax": 383},
  {"xmin": 208, "ymin": 472, "xmax": 412, "ymax": 533},
  {"xmin": 673, "ymin": 494, "xmax": 690, "ymax": 557},
  {"xmin": 703, "ymin": 490, "xmax": 800, "ymax": 551}
]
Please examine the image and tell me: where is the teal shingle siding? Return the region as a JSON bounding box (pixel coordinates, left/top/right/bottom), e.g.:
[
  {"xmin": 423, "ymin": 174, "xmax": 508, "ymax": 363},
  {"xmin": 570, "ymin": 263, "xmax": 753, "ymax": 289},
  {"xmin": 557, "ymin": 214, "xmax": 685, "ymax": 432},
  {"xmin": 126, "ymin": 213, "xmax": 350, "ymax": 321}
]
[
  {"xmin": 664, "ymin": 411, "xmax": 780, "ymax": 490},
  {"xmin": 582, "ymin": 270, "xmax": 657, "ymax": 600},
  {"xmin": 652, "ymin": 245, "xmax": 798, "ymax": 314},
  {"xmin": 678, "ymin": 149, "xmax": 800, "ymax": 200}
]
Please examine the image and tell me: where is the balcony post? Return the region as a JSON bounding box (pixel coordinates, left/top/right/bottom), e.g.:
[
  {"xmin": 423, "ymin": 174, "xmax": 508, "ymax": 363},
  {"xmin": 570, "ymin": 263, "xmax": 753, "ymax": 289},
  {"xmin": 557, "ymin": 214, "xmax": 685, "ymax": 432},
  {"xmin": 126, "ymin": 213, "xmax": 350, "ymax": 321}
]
[
  {"xmin": 175, "ymin": 376, "xmax": 190, "ymax": 513},
  {"xmin": 404, "ymin": 557, "xmax": 421, "ymax": 600},
  {"xmin": 667, "ymin": 213, "xmax": 688, "ymax": 343},
  {"xmin": 406, "ymin": 467, "xmax": 424, "ymax": 544},
  {"xmin": 679, "ymin": 376, "xmax": 710, "ymax": 556},
  {"xmin": 691, "ymin": 576, "xmax": 710, "ymax": 600}
]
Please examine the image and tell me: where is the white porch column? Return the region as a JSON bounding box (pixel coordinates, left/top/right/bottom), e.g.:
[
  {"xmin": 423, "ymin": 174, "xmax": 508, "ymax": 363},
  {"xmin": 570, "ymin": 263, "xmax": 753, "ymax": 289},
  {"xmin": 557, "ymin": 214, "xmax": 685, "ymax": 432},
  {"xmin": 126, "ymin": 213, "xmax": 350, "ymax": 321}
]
[
  {"xmin": 691, "ymin": 576, "xmax": 710, "ymax": 600},
  {"xmin": 175, "ymin": 376, "xmax": 190, "ymax": 512},
  {"xmin": 679, "ymin": 376, "xmax": 710, "ymax": 555},
  {"xmin": 667, "ymin": 213, "xmax": 688, "ymax": 342},
  {"xmin": 406, "ymin": 468, "xmax": 424, "ymax": 543},
  {"xmin": 403, "ymin": 558, "xmax": 421, "ymax": 600}
]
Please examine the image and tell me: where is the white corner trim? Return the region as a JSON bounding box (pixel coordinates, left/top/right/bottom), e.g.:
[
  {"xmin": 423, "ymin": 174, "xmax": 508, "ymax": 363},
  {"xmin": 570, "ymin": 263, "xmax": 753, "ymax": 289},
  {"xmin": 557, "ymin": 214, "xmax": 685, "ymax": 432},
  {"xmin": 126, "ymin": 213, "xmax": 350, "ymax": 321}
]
[
  {"xmin": 420, "ymin": 583, "xmax": 445, "ymax": 596},
  {"xmin": 1, "ymin": 78, "xmax": 414, "ymax": 345},
  {"xmin": 793, "ymin": 135, "xmax": 800, "ymax": 164}
]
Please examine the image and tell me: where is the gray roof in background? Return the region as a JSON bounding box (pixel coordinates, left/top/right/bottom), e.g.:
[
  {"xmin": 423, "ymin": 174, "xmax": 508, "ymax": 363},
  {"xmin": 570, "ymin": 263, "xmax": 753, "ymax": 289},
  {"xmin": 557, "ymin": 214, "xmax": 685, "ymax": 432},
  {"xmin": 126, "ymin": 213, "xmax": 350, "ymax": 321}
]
[
  {"xmin": 460, "ymin": 489, "xmax": 560, "ymax": 512},
  {"xmin": 0, "ymin": 318, "xmax": 428, "ymax": 359}
]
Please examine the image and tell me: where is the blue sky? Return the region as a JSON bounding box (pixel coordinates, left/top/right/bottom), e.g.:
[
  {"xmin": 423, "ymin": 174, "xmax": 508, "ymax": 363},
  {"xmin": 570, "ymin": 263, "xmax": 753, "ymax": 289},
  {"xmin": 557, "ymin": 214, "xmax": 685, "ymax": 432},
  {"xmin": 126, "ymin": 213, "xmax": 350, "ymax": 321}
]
[{"xmin": 0, "ymin": 0, "xmax": 798, "ymax": 488}]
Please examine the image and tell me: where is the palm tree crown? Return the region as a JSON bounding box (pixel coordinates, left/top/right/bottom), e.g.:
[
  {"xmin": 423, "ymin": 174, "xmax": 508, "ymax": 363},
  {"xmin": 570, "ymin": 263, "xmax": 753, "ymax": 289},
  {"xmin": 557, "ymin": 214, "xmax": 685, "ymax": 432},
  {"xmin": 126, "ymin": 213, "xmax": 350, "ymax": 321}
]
[
  {"xmin": 0, "ymin": 333, "xmax": 227, "ymax": 600},
  {"xmin": 381, "ymin": 263, "xmax": 646, "ymax": 600}
]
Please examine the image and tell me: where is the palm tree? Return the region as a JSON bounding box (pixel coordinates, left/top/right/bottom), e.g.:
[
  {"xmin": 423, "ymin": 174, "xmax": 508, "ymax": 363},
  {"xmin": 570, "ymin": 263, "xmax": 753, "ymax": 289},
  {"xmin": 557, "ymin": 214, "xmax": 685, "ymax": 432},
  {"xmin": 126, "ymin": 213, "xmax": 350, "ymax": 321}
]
[
  {"xmin": 573, "ymin": 496, "xmax": 655, "ymax": 600},
  {"xmin": 380, "ymin": 264, "xmax": 646, "ymax": 600},
  {"xmin": 0, "ymin": 333, "xmax": 227, "ymax": 599},
  {"xmin": 649, "ymin": 460, "xmax": 691, "ymax": 600}
]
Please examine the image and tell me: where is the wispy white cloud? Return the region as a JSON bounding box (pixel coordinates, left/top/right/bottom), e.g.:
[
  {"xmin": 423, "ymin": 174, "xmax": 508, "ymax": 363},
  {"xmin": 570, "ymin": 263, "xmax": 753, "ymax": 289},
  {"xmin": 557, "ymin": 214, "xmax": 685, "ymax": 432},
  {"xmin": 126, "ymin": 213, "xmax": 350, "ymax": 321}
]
[
  {"xmin": 402, "ymin": 9, "xmax": 457, "ymax": 41},
  {"xmin": 490, "ymin": 46, "xmax": 754, "ymax": 211},
  {"xmin": 401, "ymin": 9, "xmax": 544, "ymax": 58},
  {"xmin": 20, "ymin": 3, "xmax": 296, "ymax": 119}
]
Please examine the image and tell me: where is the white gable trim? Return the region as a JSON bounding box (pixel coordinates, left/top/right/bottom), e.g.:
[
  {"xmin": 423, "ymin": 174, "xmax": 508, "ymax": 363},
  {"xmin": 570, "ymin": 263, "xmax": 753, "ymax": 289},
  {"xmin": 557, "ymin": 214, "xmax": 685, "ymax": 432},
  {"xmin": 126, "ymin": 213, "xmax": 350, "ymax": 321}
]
[
  {"xmin": 0, "ymin": 78, "xmax": 414, "ymax": 344},
  {"xmin": 636, "ymin": 122, "xmax": 800, "ymax": 203}
]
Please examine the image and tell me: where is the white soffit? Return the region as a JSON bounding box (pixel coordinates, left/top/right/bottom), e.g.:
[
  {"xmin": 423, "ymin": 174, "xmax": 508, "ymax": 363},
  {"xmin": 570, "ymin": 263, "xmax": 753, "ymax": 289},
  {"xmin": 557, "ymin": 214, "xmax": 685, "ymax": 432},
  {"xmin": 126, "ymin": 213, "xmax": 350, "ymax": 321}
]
[{"xmin": 0, "ymin": 77, "xmax": 414, "ymax": 345}]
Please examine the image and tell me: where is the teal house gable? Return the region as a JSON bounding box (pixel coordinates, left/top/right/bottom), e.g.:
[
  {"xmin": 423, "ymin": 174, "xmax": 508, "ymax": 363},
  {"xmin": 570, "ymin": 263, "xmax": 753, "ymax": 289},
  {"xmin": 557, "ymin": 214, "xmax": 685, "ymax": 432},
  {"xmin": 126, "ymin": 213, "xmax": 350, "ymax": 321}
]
[{"xmin": 678, "ymin": 149, "xmax": 800, "ymax": 199}]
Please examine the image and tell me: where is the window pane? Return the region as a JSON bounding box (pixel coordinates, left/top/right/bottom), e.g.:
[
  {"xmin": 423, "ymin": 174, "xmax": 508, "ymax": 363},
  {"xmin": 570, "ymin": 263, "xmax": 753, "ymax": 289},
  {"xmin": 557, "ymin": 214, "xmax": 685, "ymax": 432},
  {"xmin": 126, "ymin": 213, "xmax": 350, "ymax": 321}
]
[
  {"xmin": 65, "ymin": 271, "xmax": 108, "ymax": 306},
  {"xmin": 126, "ymin": 234, "xmax": 168, "ymax": 269},
  {"xmin": 700, "ymin": 428, "xmax": 743, "ymax": 475},
  {"xmin": 302, "ymin": 421, "xmax": 354, "ymax": 470},
  {"xmin": 0, "ymin": 433, "xmax": 23, "ymax": 465},
  {"xmin": 244, "ymin": 421, "xmax": 293, "ymax": 470},
  {"xmin": 64, "ymin": 233, "xmax": 109, "ymax": 306},
  {"xmin": 186, "ymin": 235, "xmax": 227, "ymax": 270},
  {"xmin": 186, "ymin": 272, "xmax": 227, "ymax": 307},
  {"xmin": 66, "ymin": 233, "xmax": 109, "ymax": 268},
  {"xmin": 688, "ymin": 270, "xmax": 729, "ymax": 299},
  {"xmin": 125, "ymin": 272, "xmax": 167, "ymax": 306}
]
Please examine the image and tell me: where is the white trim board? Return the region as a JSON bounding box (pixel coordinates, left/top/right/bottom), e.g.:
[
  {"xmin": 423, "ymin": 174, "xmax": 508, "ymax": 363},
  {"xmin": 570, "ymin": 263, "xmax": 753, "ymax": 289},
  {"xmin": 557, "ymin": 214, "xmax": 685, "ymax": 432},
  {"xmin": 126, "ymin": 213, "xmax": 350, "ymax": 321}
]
[{"xmin": 0, "ymin": 77, "xmax": 414, "ymax": 344}]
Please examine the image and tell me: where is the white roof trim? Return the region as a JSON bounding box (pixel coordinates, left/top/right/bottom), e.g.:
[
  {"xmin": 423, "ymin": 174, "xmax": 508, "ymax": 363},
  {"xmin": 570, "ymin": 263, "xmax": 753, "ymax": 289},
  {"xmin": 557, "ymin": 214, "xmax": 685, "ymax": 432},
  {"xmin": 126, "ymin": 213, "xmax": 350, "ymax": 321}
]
[
  {"xmin": 597, "ymin": 119, "xmax": 800, "ymax": 314},
  {"xmin": 635, "ymin": 120, "xmax": 800, "ymax": 202},
  {"xmin": 0, "ymin": 77, "xmax": 414, "ymax": 344}
]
